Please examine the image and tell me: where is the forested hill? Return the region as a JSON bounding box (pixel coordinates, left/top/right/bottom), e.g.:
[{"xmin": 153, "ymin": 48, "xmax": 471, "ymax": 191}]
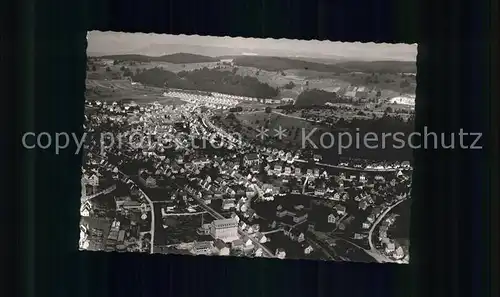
[
  {"xmin": 334, "ymin": 61, "xmax": 417, "ymax": 73},
  {"xmin": 132, "ymin": 67, "xmax": 279, "ymax": 98},
  {"xmin": 294, "ymin": 89, "xmax": 348, "ymax": 107},
  {"xmin": 99, "ymin": 53, "xmax": 218, "ymax": 64},
  {"xmin": 228, "ymin": 56, "xmax": 350, "ymax": 73},
  {"xmin": 225, "ymin": 56, "xmax": 415, "ymax": 74}
]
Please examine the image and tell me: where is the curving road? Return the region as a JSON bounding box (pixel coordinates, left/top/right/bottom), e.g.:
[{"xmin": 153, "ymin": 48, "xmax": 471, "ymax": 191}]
[{"xmin": 367, "ymin": 198, "xmax": 408, "ymax": 261}]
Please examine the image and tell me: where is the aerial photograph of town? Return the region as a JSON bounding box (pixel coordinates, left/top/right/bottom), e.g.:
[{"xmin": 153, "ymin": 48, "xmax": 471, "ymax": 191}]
[{"xmin": 80, "ymin": 31, "xmax": 416, "ymax": 263}]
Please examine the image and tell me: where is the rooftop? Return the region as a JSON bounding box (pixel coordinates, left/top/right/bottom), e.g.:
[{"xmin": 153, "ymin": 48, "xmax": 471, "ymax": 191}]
[{"xmin": 212, "ymin": 218, "xmax": 238, "ymax": 228}]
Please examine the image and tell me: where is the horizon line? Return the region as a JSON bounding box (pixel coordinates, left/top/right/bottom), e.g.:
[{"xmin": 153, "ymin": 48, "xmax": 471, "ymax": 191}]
[{"xmin": 87, "ymin": 51, "xmax": 416, "ymax": 63}]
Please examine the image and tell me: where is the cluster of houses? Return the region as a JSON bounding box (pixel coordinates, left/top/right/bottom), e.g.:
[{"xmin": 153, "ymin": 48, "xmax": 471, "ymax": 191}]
[
  {"xmin": 377, "ymin": 213, "xmax": 406, "ymax": 260},
  {"xmin": 188, "ymin": 236, "xmax": 269, "ymax": 257},
  {"xmin": 81, "ymin": 166, "xmax": 103, "ymax": 197},
  {"xmin": 211, "ymin": 91, "xmax": 292, "ymax": 105},
  {"xmin": 380, "ymin": 237, "xmax": 405, "ymax": 260},
  {"xmin": 276, "ymin": 204, "xmax": 309, "ymax": 224},
  {"xmin": 192, "ymin": 214, "xmax": 271, "ymax": 257},
  {"xmin": 343, "ymin": 85, "xmax": 372, "ymax": 100},
  {"xmin": 195, "ymin": 174, "xmax": 261, "ymax": 218},
  {"xmin": 322, "ymin": 85, "xmax": 416, "ymax": 105},
  {"xmin": 338, "ymin": 159, "xmax": 412, "ymax": 171},
  {"xmin": 79, "ymin": 215, "xmax": 144, "ymax": 253},
  {"xmin": 192, "ymin": 211, "xmax": 315, "ymax": 259},
  {"xmin": 84, "ymin": 97, "xmax": 414, "ymax": 260},
  {"xmin": 163, "ymin": 88, "xmax": 295, "ymax": 108},
  {"xmin": 165, "ymin": 90, "xmax": 240, "ymax": 108},
  {"xmin": 80, "ymin": 145, "xmax": 155, "ymax": 252}
]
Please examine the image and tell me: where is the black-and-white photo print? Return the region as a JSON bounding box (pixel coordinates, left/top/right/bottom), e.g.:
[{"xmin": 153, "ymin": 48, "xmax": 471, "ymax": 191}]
[{"xmin": 80, "ymin": 31, "xmax": 416, "ymax": 263}]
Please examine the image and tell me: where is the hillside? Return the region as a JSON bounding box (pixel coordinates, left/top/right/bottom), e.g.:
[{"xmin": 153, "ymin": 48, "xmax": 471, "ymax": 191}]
[
  {"xmin": 334, "ymin": 61, "xmax": 417, "ymax": 73},
  {"xmin": 99, "ymin": 53, "xmax": 218, "ymax": 64},
  {"xmin": 132, "ymin": 67, "xmax": 279, "ymax": 98},
  {"xmin": 229, "ymin": 56, "xmax": 350, "ymax": 73},
  {"xmin": 294, "ymin": 89, "xmax": 351, "ymax": 107}
]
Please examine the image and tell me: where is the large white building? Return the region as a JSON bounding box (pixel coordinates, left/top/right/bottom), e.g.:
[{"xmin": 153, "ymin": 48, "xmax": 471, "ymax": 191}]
[
  {"xmin": 389, "ymin": 95, "xmax": 416, "ymax": 106},
  {"xmin": 210, "ymin": 218, "xmax": 239, "ymax": 243},
  {"xmin": 219, "ymin": 59, "xmax": 234, "ymax": 66}
]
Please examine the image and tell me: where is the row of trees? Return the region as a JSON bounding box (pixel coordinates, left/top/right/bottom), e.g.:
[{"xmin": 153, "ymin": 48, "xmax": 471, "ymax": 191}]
[{"xmin": 294, "ymin": 89, "xmax": 356, "ymax": 107}]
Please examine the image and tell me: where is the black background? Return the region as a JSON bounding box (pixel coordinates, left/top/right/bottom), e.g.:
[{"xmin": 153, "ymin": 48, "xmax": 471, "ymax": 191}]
[{"xmin": 11, "ymin": 0, "xmax": 498, "ymax": 296}]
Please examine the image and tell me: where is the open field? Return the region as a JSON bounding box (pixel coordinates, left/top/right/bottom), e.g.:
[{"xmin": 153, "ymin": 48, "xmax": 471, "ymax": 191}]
[
  {"xmin": 222, "ymin": 66, "xmax": 414, "ymax": 98},
  {"xmin": 233, "ymin": 111, "xmax": 324, "ymax": 145},
  {"xmin": 226, "ymin": 56, "xmax": 416, "ymax": 94},
  {"xmin": 277, "ymin": 102, "xmax": 414, "ymax": 122},
  {"xmin": 153, "ymin": 214, "xmax": 210, "ymax": 246},
  {"xmin": 236, "ymin": 111, "xmax": 320, "ymax": 130},
  {"xmin": 232, "ymin": 67, "xmax": 305, "ymax": 87},
  {"xmin": 85, "ymin": 78, "xmax": 186, "ymax": 105},
  {"xmin": 92, "ymin": 54, "xmax": 417, "ymax": 74},
  {"xmin": 99, "ymin": 53, "xmax": 219, "ymax": 64},
  {"xmin": 89, "ymin": 60, "xmax": 220, "ymax": 75}
]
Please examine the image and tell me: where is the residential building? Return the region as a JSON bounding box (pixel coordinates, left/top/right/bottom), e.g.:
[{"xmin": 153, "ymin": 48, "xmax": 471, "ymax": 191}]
[
  {"xmin": 222, "ymin": 198, "xmax": 236, "ymax": 210},
  {"xmin": 359, "ymin": 200, "xmax": 369, "ymax": 210},
  {"xmin": 294, "ymin": 167, "xmax": 302, "ymax": 176},
  {"xmin": 304, "ymin": 245, "xmax": 314, "ymax": 255},
  {"xmin": 280, "ymin": 98, "xmax": 295, "ymax": 104},
  {"xmin": 255, "ymin": 232, "xmax": 268, "ymax": 244},
  {"xmin": 243, "ymin": 153, "xmax": 260, "ymax": 166},
  {"xmin": 334, "ymin": 204, "xmax": 347, "ymax": 216},
  {"xmin": 393, "ymin": 246, "xmax": 405, "ymax": 260},
  {"xmin": 214, "ymin": 239, "xmax": 230, "ymax": 256},
  {"xmin": 243, "ymin": 239, "xmax": 254, "ymax": 250},
  {"xmin": 354, "ymin": 233, "xmax": 364, "ymax": 240},
  {"xmin": 255, "ymin": 248, "xmax": 263, "ymax": 257},
  {"xmin": 145, "ymin": 176, "xmax": 157, "ymax": 188},
  {"xmin": 191, "ymin": 241, "xmax": 214, "ymax": 255},
  {"xmin": 231, "ymin": 239, "xmax": 244, "ymax": 250},
  {"xmin": 293, "ymin": 211, "xmax": 308, "ymax": 223},
  {"xmin": 297, "ymin": 232, "xmax": 305, "ymax": 242},
  {"xmin": 117, "ymin": 230, "xmax": 126, "ymax": 243},
  {"xmin": 275, "ymin": 248, "xmax": 286, "ymax": 259}
]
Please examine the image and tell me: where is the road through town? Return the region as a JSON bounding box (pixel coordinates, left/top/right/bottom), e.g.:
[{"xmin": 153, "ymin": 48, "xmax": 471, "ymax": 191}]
[{"xmin": 367, "ymin": 198, "xmax": 408, "ymax": 261}]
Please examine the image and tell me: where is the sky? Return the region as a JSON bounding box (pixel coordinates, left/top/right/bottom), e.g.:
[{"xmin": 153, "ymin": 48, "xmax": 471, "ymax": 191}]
[{"xmin": 87, "ymin": 31, "xmax": 417, "ymax": 62}]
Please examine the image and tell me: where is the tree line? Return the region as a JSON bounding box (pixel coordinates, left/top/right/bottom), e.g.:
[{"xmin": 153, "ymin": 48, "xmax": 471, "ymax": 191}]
[
  {"xmin": 294, "ymin": 89, "xmax": 354, "ymax": 107},
  {"xmin": 132, "ymin": 67, "xmax": 279, "ymax": 98}
]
